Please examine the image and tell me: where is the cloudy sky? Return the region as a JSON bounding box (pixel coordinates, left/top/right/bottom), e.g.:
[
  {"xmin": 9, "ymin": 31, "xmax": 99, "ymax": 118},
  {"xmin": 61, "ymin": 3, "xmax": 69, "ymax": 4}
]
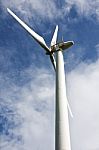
[{"xmin": 0, "ymin": 0, "xmax": 99, "ymax": 150}]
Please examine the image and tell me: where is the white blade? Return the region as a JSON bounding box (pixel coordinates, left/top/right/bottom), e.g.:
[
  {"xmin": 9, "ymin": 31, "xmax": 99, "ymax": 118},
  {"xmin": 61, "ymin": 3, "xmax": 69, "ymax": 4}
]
[
  {"xmin": 51, "ymin": 25, "xmax": 58, "ymax": 46},
  {"xmin": 50, "ymin": 54, "xmax": 56, "ymax": 71},
  {"xmin": 67, "ymin": 100, "xmax": 73, "ymax": 118},
  {"xmin": 7, "ymin": 8, "xmax": 50, "ymax": 53}
]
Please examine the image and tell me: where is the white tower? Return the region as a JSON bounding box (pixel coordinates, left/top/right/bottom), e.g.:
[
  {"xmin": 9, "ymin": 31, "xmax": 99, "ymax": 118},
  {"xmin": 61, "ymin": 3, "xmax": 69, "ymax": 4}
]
[
  {"xmin": 7, "ymin": 8, "xmax": 74, "ymax": 150},
  {"xmin": 56, "ymin": 50, "xmax": 71, "ymax": 150}
]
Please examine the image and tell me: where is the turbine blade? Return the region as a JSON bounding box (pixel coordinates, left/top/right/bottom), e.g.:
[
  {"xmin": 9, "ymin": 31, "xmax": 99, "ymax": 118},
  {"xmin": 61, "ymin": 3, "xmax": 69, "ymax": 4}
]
[
  {"xmin": 7, "ymin": 8, "xmax": 50, "ymax": 53},
  {"xmin": 50, "ymin": 54, "xmax": 56, "ymax": 71},
  {"xmin": 51, "ymin": 25, "xmax": 58, "ymax": 46},
  {"xmin": 67, "ymin": 100, "xmax": 73, "ymax": 118}
]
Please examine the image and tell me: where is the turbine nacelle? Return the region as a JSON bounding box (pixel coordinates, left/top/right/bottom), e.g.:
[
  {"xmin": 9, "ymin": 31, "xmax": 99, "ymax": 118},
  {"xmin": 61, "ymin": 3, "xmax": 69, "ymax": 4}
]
[{"xmin": 50, "ymin": 41, "xmax": 74, "ymax": 53}]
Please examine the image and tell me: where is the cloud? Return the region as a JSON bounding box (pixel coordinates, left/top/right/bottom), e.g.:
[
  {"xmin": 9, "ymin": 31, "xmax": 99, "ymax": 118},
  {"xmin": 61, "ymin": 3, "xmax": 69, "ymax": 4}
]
[
  {"xmin": 66, "ymin": 0, "xmax": 99, "ymax": 21},
  {"xmin": 0, "ymin": 66, "xmax": 55, "ymax": 150},
  {"xmin": 1, "ymin": 58, "xmax": 99, "ymax": 149},
  {"xmin": 1, "ymin": 0, "xmax": 99, "ymax": 24},
  {"xmin": 67, "ymin": 60, "xmax": 99, "ymax": 150},
  {"xmin": 1, "ymin": 0, "xmax": 62, "ymax": 21}
]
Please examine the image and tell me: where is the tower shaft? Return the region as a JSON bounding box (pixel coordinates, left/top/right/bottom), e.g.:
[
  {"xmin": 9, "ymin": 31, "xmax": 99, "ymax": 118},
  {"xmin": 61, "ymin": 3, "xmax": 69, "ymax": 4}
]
[{"xmin": 55, "ymin": 50, "xmax": 71, "ymax": 150}]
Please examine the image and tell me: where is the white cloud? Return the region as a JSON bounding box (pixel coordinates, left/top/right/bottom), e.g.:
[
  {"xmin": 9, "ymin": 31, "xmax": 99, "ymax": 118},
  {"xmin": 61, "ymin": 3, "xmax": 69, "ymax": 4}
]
[
  {"xmin": 1, "ymin": 59, "xmax": 99, "ymax": 149},
  {"xmin": 0, "ymin": 67, "xmax": 55, "ymax": 150},
  {"xmin": 67, "ymin": 60, "xmax": 99, "ymax": 150},
  {"xmin": 1, "ymin": 0, "xmax": 61, "ymax": 21},
  {"xmin": 1, "ymin": 0, "xmax": 99, "ymax": 28},
  {"xmin": 1, "ymin": 0, "xmax": 99, "ymax": 23},
  {"xmin": 66, "ymin": 0, "xmax": 99, "ymax": 21}
]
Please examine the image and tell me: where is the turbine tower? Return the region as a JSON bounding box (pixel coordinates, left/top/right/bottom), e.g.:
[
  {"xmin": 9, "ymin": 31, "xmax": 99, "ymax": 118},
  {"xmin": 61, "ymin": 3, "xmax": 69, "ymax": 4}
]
[{"xmin": 7, "ymin": 8, "xmax": 74, "ymax": 150}]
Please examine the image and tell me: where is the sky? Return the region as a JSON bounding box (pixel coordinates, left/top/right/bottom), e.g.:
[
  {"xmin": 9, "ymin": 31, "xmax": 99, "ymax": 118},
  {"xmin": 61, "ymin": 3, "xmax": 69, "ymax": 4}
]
[{"xmin": 0, "ymin": 0, "xmax": 99, "ymax": 150}]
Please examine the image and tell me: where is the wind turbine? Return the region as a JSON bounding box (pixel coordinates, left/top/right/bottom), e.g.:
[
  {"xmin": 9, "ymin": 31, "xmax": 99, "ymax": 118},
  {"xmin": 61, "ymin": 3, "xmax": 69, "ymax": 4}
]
[{"xmin": 7, "ymin": 8, "xmax": 74, "ymax": 150}]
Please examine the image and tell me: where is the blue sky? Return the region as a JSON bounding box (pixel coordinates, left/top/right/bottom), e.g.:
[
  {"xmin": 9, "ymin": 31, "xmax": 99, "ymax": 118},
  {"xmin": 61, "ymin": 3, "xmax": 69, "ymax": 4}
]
[{"xmin": 0, "ymin": 0, "xmax": 99, "ymax": 150}]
